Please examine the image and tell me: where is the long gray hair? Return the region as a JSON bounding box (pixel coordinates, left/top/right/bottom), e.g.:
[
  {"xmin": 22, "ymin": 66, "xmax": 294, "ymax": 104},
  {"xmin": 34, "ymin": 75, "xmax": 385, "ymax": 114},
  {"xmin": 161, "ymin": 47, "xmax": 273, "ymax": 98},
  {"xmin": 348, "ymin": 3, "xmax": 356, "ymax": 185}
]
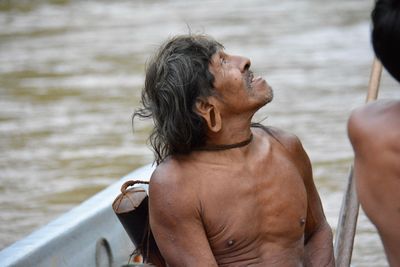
[{"xmin": 133, "ymin": 34, "xmax": 223, "ymax": 164}]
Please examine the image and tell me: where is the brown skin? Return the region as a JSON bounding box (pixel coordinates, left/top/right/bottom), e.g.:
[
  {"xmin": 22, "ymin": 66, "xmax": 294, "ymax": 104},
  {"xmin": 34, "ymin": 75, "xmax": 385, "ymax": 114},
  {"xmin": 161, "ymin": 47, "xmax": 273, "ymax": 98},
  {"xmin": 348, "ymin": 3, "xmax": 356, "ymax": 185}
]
[
  {"xmin": 149, "ymin": 50, "xmax": 334, "ymax": 266},
  {"xmin": 348, "ymin": 99, "xmax": 400, "ymax": 267}
]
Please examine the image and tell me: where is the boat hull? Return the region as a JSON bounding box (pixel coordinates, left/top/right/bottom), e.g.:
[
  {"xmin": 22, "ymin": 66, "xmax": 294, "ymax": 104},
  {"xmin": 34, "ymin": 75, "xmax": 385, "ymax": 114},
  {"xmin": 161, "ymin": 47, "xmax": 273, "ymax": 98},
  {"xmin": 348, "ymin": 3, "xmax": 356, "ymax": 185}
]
[{"xmin": 0, "ymin": 164, "xmax": 154, "ymax": 267}]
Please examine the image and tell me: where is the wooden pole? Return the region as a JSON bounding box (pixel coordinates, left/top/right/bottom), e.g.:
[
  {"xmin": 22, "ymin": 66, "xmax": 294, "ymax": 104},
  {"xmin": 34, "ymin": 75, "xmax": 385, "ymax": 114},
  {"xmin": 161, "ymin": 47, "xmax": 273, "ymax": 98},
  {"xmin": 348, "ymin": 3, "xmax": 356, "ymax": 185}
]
[
  {"xmin": 366, "ymin": 59, "xmax": 383, "ymax": 102},
  {"xmin": 334, "ymin": 58, "xmax": 382, "ymax": 267}
]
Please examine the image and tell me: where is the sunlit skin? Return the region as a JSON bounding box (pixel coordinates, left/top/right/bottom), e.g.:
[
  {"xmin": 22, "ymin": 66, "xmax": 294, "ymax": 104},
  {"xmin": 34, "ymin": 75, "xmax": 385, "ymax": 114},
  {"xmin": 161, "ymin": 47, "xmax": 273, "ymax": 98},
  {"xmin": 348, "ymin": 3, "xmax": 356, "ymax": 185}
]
[
  {"xmin": 348, "ymin": 100, "xmax": 400, "ymax": 267},
  {"xmin": 149, "ymin": 50, "xmax": 334, "ymax": 267}
]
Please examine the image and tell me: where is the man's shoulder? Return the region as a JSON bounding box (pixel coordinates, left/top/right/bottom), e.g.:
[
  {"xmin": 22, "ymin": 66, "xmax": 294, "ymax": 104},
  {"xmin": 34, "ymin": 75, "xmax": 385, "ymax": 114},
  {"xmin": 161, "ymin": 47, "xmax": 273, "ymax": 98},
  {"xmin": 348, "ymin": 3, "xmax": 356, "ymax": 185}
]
[
  {"xmin": 349, "ymin": 99, "xmax": 400, "ymax": 121},
  {"xmin": 253, "ymin": 124, "xmax": 303, "ymax": 152},
  {"xmin": 150, "ymin": 158, "xmax": 185, "ymax": 186},
  {"xmin": 149, "ymin": 157, "xmax": 197, "ymax": 197},
  {"xmin": 149, "ymin": 158, "xmax": 200, "ymax": 220},
  {"xmin": 348, "ymin": 100, "xmax": 400, "ymax": 145}
]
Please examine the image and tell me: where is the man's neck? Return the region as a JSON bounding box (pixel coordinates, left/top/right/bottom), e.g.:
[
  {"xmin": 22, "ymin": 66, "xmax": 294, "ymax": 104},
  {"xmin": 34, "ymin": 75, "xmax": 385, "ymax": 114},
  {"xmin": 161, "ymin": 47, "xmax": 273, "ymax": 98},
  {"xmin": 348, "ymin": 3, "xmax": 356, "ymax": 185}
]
[{"xmin": 206, "ymin": 117, "xmax": 253, "ymax": 148}]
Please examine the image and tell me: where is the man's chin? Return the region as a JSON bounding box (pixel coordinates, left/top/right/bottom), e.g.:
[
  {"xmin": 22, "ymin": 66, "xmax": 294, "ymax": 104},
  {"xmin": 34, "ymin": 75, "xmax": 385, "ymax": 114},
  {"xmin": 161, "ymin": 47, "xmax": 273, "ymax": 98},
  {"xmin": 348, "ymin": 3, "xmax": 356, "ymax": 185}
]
[
  {"xmin": 256, "ymin": 94, "xmax": 273, "ymax": 110},
  {"xmin": 264, "ymin": 87, "xmax": 274, "ymax": 104},
  {"xmin": 249, "ymin": 85, "xmax": 273, "ymax": 107}
]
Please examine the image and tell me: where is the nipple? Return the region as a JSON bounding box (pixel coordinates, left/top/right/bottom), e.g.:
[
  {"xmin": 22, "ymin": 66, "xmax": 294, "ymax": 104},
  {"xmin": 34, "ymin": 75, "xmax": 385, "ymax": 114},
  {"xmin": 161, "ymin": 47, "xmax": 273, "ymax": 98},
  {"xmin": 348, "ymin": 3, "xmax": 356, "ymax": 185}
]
[
  {"xmin": 300, "ymin": 218, "xmax": 306, "ymax": 226},
  {"xmin": 227, "ymin": 240, "xmax": 235, "ymax": 247}
]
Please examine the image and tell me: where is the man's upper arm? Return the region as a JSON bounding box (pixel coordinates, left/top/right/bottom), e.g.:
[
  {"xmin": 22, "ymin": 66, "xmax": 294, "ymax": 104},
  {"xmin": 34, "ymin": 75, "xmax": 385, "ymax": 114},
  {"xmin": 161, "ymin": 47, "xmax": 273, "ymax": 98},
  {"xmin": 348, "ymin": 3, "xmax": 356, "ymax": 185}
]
[
  {"xmin": 269, "ymin": 127, "xmax": 329, "ymax": 240},
  {"xmin": 149, "ymin": 167, "xmax": 217, "ymax": 267},
  {"xmin": 289, "ymin": 134, "xmax": 328, "ymax": 240},
  {"xmin": 266, "ymin": 126, "xmax": 334, "ymax": 265}
]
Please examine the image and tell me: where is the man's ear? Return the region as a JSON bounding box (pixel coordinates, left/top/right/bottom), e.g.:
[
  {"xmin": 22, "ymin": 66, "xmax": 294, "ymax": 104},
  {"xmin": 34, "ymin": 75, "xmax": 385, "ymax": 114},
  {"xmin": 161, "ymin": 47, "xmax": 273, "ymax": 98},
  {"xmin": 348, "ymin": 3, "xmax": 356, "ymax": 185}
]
[{"xmin": 195, "ymin": 98, "xmax": 222, "ymax": 133}]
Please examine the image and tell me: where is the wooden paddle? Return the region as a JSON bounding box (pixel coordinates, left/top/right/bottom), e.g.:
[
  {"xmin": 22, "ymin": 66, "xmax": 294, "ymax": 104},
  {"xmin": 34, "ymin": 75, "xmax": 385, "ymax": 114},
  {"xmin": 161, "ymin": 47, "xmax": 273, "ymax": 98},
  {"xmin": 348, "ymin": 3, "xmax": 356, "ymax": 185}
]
[{"xmin": 334, "ymin": 58, "xmax": 382, "ymax": 267}]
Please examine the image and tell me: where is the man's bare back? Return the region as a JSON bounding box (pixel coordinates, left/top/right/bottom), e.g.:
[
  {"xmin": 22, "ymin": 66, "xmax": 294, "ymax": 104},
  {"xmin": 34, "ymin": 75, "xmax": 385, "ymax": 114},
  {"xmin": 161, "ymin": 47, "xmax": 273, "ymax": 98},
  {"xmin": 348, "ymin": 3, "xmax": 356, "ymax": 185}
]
[
  {"xmin": 348, "ymin": 100, "xmax": 400, "ymax": 266},
  {"xmin": 149, "ymin": 125, "xmax": 333, "ymax": 266}
]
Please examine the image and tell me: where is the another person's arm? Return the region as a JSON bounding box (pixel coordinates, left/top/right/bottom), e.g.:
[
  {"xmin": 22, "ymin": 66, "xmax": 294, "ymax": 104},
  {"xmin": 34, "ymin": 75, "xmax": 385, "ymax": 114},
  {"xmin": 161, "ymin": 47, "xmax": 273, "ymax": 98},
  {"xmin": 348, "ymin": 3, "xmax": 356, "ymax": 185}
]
[{"xmin": 149, "ymin": 164, "xmax": 218, "ymax": 267}]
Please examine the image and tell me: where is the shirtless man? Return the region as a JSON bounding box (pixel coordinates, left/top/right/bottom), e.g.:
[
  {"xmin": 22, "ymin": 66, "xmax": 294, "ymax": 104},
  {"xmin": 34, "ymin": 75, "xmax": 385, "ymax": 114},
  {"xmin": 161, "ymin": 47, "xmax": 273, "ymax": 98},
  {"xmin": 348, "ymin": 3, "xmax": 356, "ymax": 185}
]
[
  {"xmin": 347, "ymin": 0, "xmax": 400, "ymax": 266},
  {"xmin": 135, "ymin": 34, "xmax": 334, "ymax": 266}
]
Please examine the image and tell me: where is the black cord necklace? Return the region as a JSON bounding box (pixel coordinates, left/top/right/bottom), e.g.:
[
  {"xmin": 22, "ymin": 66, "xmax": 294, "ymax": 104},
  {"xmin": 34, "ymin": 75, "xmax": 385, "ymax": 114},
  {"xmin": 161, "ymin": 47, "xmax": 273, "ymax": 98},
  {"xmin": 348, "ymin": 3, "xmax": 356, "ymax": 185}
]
[{"xmin": 195, "ymin": 134, "xmax": 253, "ymax": 151}]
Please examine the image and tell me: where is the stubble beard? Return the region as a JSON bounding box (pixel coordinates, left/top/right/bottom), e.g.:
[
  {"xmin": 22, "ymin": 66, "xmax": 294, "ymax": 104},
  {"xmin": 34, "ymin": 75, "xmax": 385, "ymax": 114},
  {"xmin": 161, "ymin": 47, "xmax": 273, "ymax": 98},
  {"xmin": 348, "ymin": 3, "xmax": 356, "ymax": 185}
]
[
  {"xmin": 245, "ymin": 70, "xmax": 274, "ymax": 105},
  {"xmin": 265, "ymin": 86, "xmax": 274, "ymax": 104}
]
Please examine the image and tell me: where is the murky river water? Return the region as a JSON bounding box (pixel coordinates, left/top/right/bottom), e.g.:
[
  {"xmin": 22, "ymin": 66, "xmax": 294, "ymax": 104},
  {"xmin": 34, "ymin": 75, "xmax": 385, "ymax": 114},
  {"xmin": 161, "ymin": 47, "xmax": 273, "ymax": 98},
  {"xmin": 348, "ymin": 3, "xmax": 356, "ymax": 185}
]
[{"xmin": 1, "ymin": 0, "xmax": 399, "ymax": 266}]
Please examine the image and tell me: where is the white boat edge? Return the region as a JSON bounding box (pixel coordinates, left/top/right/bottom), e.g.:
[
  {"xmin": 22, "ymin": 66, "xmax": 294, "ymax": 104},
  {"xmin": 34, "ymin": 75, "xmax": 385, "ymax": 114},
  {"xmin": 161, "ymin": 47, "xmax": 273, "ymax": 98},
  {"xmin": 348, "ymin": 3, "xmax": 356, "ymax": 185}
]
[{"xmin": 0, "ymin": 164, "xmax": 155, "ymax": 267}]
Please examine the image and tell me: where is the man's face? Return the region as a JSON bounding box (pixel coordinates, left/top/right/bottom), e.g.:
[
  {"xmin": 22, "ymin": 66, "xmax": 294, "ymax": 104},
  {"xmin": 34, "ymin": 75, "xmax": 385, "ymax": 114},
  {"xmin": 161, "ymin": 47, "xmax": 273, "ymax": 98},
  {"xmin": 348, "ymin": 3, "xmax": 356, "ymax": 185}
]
[{"xmin": 208, "ymin": 49, "xmax": 273, "ymax": 114}]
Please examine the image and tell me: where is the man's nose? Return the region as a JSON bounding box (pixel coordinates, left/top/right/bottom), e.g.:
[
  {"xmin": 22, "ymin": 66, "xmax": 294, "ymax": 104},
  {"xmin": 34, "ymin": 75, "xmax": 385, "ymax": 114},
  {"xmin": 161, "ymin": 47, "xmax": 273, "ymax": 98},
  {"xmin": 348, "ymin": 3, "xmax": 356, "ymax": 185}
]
[{"xmin": 237, "ymin": 56, "xmax": 251, "ymax": 72}]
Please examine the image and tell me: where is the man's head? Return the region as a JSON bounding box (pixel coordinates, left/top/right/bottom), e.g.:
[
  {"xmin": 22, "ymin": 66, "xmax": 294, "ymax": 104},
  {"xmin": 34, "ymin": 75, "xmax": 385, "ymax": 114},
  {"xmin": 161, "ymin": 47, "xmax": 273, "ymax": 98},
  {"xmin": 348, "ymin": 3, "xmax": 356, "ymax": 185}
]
[
  {"xmin": 204, "ymin": 49, "xmax": 273, "ymax": 125},
  {"xmin": 134, "ymin": 34, "xmax": 272, "ymax": 164},
  {"xmin": 134, "ymin": 34, "xmax": 223, "ymax": 163},
  {"xmin": 372, "ymin": 0, "xmax": 400, "ymax": 82}
]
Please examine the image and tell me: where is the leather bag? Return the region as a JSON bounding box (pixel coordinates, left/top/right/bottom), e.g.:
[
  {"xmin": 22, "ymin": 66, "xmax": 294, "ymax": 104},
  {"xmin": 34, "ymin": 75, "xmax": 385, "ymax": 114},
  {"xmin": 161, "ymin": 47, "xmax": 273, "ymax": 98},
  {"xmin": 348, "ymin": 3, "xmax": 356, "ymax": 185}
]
[{"xmin": 112, "ymin": 180, "xmax": 165, "ymax": 267}]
